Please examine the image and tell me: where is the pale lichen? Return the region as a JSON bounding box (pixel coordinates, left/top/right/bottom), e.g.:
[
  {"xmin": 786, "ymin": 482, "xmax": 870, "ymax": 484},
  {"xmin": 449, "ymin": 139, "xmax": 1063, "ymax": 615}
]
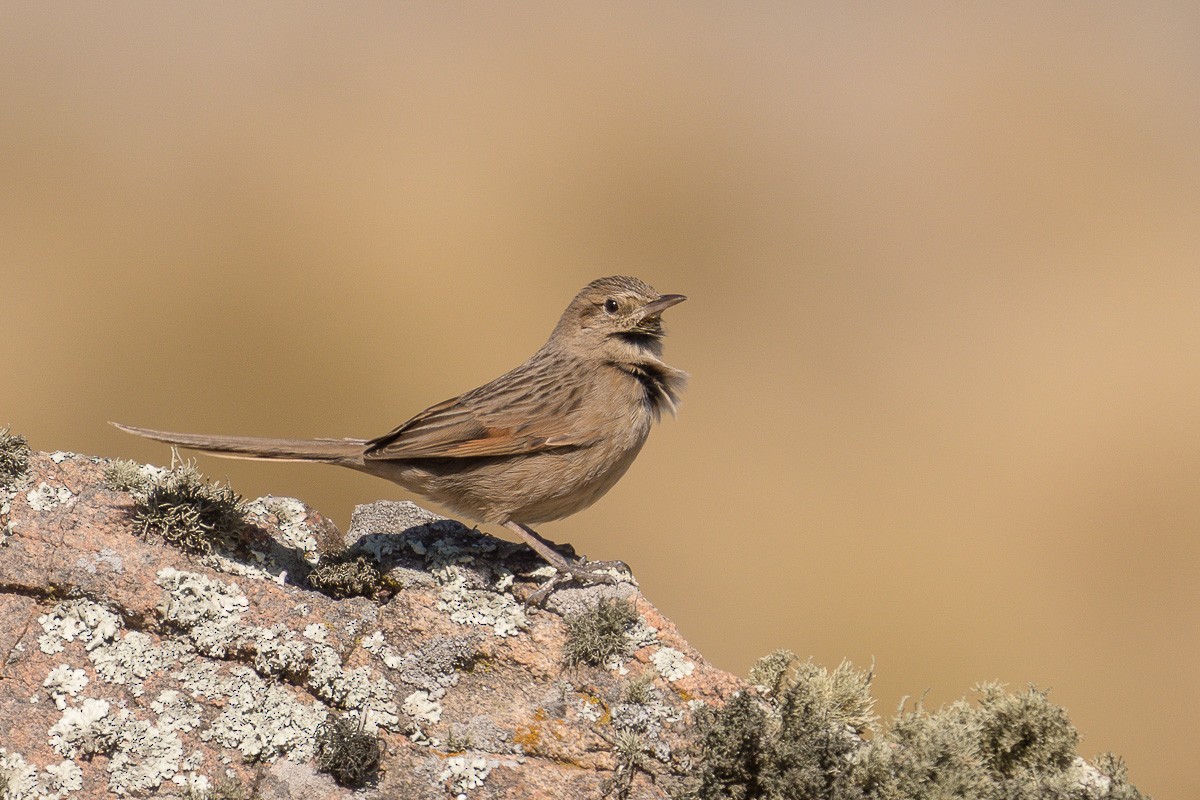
[
  {"xmin": 403, "ymin": 689, "xmax": 444, "ymax": 725},
  {"xmin": 30, "ymin": 570, "xmax": 408, "ymax": 795},
  {"xmin": 91, "ymin": 630, "xmax": 190, "ymax": 696},
  {"xmin": 199, "ymin": 666, "xmax": 328, "ymax": 762},
  {"xmin": 155, "ymin": 568, "xmax": 400, "ymax": 729},
  {"xmin": 303, "ymin": 623, "xmax": 330, "ymax": 643},
  {"xmin": 650, "ymin": 646, "xmax": 695, "ymax": 683},
  {"xmin": 156, "ymin": 568, "xmax": 249, "ymax": 657},
  {"xmin": 42, "ymin": 759, "xmax": 84, "ymax": 799},
  {"xmin": 43, "ymin": 664, "xmax": 89, "ymax": 709},
  {"xmin": 439, "ymin": 755, "xmax": 493, "ymax": 793},
  {"xmin": 397, "ymin": 635, "xmax": 479, "ymax": 693},
  {"xmin": 0, "ymin": 748, "xmax": 38, "ymax": 800},
  {"xmin": 150, "ymin": 689, "xmax": 204, "ymax": 734},
  {"xmin": 75, "ymin": 547, "xmax": 126, "ymax": 575},
  {"xmin": 0, "ymin": 750, "xmax": 83, "ymax": 800},
  {"xmin": 38, "ymin": 599, "xmax": 122, "ymax": 655},
  {"xmin": 245, "ymin": 495, "xmax": 320, "ymax": 565},
  {"xmin": 306, "ymin": 644, "xmax": 399, "ymax": 726},
  {"xmin": 106, "ymin": 714, "xmax": 186, "ymax": 795},
  {"xmin": 250, "ymin": 624, "xmax": 309, "ymax": 677},
  {"xmin": 26, "ymin": 481, "xmax": 74, "ymax": 512},
  {"xmin": 432, "ymin": 556, "xmax": 526, "ymax": 637},
  {"xmin": 48, "ymin": 697, "xmax": 120, "ymax": 758},
  {"xmin": 627, "ymin": 616, "xmax": 660, "ymax": 650}
]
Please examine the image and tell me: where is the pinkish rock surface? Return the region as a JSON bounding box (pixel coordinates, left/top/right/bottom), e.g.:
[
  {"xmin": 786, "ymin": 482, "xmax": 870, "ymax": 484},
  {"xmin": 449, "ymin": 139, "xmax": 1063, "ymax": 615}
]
[{"xmin": 0, "ymin": 451, "xmax": 742, "ymax": 799}]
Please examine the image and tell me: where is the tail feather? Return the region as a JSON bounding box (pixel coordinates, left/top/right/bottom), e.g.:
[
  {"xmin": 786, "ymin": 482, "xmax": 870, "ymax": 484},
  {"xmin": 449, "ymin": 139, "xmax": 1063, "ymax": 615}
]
[{"xmin": 111, "ymin": 422, "xmax": 366, "ymax": 463}]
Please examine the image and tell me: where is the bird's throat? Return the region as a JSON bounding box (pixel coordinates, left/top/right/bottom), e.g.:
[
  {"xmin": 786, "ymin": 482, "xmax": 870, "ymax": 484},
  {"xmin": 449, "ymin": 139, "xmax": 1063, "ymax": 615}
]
[{"xmin": 614, "ymin": 359, "xmax": 686, "ymax": 420}]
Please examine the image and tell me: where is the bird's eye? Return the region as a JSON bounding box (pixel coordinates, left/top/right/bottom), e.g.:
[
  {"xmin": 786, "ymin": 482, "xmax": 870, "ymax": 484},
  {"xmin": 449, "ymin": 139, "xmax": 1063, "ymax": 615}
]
[{"xmin": 603, "ymin": 298, "xmax": 619, "ymax": 313}]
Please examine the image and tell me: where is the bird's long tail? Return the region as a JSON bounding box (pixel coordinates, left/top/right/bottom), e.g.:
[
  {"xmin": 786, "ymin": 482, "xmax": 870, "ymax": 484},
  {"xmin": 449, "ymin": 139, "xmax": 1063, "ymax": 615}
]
[{"xmin": 111, "ymin": 422, "xmax": 366, "ymax": 463}]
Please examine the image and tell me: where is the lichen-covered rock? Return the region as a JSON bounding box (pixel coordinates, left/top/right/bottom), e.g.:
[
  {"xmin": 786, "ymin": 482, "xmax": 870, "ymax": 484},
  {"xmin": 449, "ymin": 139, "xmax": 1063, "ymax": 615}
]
[
  {"xmin": 0, "ymin": 451, "xmax": 736, "ymax": 799},
  {"xmin": 0, "ymin": 448, "xmax": 1148, "ymax": 799}
]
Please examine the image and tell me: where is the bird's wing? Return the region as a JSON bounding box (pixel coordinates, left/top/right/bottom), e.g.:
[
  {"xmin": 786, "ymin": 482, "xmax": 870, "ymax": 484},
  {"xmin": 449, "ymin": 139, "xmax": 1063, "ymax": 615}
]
[{"xmin": 364, "ymin": 362, "xmax": 597, "ymax": 460}]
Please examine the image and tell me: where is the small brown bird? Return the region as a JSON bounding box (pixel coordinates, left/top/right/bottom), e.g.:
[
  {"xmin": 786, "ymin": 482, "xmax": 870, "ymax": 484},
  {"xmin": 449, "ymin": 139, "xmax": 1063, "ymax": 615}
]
[{"xmin": 114, "ymin": 276, "xmax": 686, "ymax": 593}]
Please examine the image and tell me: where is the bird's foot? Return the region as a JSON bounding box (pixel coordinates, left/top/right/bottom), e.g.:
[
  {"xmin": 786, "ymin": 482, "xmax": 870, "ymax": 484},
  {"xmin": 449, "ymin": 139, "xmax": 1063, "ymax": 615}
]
[
  {"xmin": 522, "ymin": 558, "xmax": 635, "ymax": 606},
  {"xmin": 574, "ymin": 557, "xmax": 634, "ymax": 580},
  {"xmin": 501, "ymin": 520, "xmax": 635, "ymax": 604}
]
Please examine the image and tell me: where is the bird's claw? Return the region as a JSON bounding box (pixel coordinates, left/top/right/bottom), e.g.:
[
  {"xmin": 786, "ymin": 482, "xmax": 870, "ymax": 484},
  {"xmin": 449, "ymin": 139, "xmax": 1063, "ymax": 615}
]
[{"xmin": 521, "ymin": 559, "xmax": 634, "ymax": 606}]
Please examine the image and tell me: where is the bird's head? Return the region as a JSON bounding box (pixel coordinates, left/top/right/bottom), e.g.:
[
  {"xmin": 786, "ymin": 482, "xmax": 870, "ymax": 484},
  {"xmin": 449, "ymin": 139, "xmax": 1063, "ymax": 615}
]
[{"xmin": 552, "ymin": 275, "xmax": 686, "ymax": 360}]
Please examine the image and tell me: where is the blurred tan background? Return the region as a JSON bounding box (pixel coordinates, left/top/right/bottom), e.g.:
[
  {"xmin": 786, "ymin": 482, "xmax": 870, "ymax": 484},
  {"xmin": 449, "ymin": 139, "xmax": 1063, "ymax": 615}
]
[{"xmin": 4, "ymin": 3, "xmax": 1197, "ymax": 796}]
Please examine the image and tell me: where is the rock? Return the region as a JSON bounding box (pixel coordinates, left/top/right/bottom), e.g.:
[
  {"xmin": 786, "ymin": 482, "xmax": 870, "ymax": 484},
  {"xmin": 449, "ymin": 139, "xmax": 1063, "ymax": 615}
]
[
  {"xmin": 0, "ymin": 451, "xmax": 739, "ymax": 799},
  {"xmin": 0, "ymin": 447, "xmax": 1149, "ymax": 799}
]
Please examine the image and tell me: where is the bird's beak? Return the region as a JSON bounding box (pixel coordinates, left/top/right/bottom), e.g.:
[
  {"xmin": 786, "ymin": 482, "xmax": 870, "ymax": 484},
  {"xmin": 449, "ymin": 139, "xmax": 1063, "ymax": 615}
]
[{"xmin": 642, "ymin": 293, "xmax": 687, "ymax": 317}]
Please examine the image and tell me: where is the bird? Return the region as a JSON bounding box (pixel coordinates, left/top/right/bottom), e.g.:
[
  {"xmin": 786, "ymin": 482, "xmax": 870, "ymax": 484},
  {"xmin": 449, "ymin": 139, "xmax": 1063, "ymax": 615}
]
[{"xmin": 114, "ymin": 275, "xmax": 687, "ymax": 596}]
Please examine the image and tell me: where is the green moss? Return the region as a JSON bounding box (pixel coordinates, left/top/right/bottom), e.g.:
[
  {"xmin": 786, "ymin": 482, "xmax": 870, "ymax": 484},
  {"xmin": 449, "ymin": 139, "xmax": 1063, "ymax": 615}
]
[
  {"xmin": 1093, "ymin": 753, "xmax": 1149, "ymax": 800},
  {"xmin": 758, "ymin": 659, "xmax": 874, "ymax": 799},
  {"xmin": 608, "ymin": 729, "xmax": 652, "ymax": 800},
  {"xmin": 306, "ymin": 552, "xmax": 384, "ymax": 599},
  {"xmin": 103, "ymin": 458, "xmax": 153, "ymax": 494},
  {"xmin": 687, "ymin": 690, "xmax": 770, "ymax": 800},
  {"xmin": 563, "ymin": 597, "xmax": 638, "ymax": 667},
  {"xmin": 0, "ymin": 427, "xmax": 31, "ymax": 487},
  {"xmin": 850, "ymin": 699, "xmax": 986, "ymax": 799},
  {"xmin": 131, "ymin": 463, "xmax": 245, "ymax": 555},
  {"xmin": 974, "ymin": 682, "xmax": 1078, "ymax": 778},
  {"xmin": 623, "ymin": 672, "xmax": 656, "ymax": 705},
  {"xmin": 747, "ymin": 648, "xmax": 796, "ymax": 694},
  {"xmin": 679, "ymin": 657, "xmax": 1147, "ymax": 800},
  {"xmin": 314, "ymin": 714, "xmax": 383, "ymax": 788}
]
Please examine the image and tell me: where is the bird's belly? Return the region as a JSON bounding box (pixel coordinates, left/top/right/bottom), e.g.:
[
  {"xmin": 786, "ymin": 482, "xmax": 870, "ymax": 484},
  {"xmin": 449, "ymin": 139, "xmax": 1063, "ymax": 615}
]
[
  {"xmin": 502, "ymin": 439, "xmax": 648, "ymax": 523},
  {"xmin": 363, "ymin": 429, "xmax": 649, "ymax": 525}
]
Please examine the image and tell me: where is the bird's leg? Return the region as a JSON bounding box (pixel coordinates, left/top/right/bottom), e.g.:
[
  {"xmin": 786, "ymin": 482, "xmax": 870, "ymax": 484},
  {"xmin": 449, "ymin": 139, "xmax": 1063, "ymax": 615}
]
[
  {"xmin": 502, "ymin": 520, "xmax": 631, "ymax": 602},
  {"xmin": 502, "ymin": 520, "xmax": 576, "ymax": 571}
]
